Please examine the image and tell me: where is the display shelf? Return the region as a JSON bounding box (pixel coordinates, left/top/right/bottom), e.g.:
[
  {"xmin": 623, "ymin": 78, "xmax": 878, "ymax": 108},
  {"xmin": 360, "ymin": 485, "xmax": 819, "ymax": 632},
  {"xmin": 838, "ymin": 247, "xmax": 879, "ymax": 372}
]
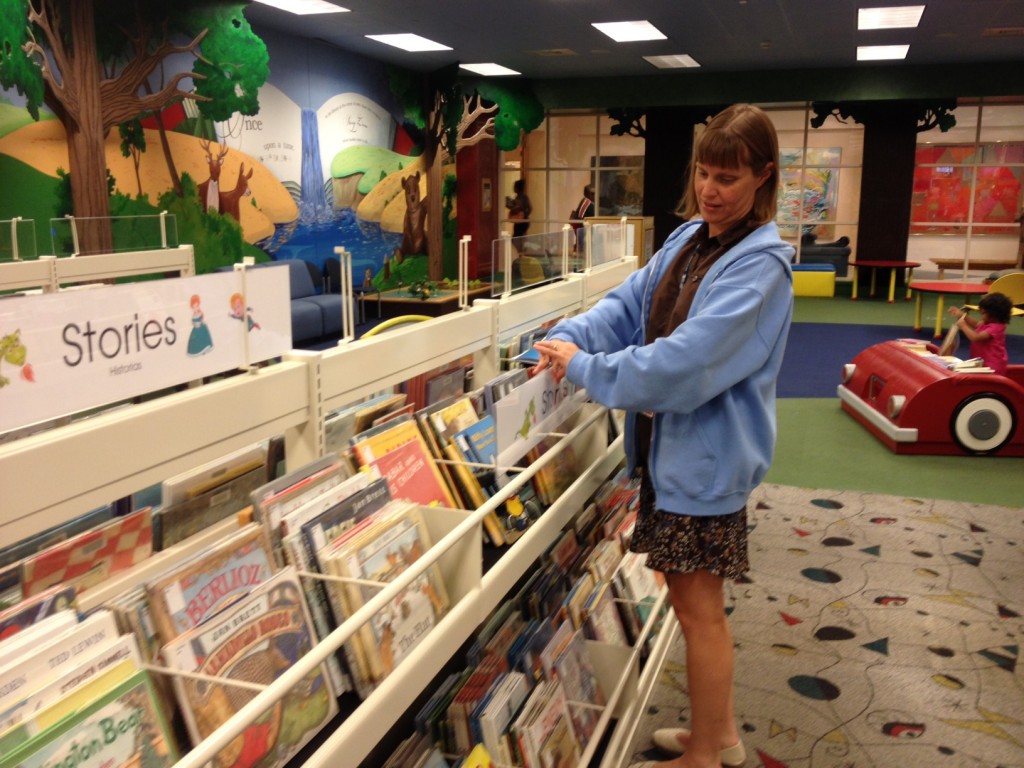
[
  {"xmin": 0, "ymin": 253, "xmax": 644, "ymax": 768},
  {"xmin": 0, "ymin": 245, "xmax": 195, "ymax": 293},
  {"xmin": 479, "ymin": 404, "xmax": 619, "ymax": 609},
  {"xmin": 0, "ymin": 359, "xmax": 311, "ymax": 544},
  {"xmin": 318, "ymin": 303, "xmax": 496, "ymax": 415}
]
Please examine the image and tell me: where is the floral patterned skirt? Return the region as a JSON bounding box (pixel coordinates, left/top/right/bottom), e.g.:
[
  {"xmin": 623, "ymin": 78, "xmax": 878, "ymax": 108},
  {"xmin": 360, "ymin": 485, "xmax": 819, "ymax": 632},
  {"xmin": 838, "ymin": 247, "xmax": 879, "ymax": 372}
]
[{"xmin": 629, "ymin": 471, "xmax": 749, "ymax": 579}]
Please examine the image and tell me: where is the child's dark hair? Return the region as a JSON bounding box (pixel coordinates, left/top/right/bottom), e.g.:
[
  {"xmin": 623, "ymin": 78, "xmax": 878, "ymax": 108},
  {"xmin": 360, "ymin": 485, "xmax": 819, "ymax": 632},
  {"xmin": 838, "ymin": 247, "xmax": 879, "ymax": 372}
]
[{"xmin": 978, "ymin": 292, "xmax": 1013, "ymax": 324}]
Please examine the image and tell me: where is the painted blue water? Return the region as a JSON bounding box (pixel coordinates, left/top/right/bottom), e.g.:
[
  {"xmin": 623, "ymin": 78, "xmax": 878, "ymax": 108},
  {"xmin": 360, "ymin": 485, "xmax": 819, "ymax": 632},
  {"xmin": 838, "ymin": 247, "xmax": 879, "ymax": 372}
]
[
  {"xmin": 258, "ymin": 207, "xmax": 400, "ymax": 287},
  {"xmin": 299, "ymin": 109, "xmax": 332, "ymax": 224}
]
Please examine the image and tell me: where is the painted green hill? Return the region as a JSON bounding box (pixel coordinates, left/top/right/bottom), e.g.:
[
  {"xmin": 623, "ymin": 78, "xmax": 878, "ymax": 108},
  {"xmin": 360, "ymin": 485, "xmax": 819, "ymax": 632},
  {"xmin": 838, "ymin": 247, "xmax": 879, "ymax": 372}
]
[
  {"xmin": 330, "ymin": 145, "xmax": 418, "ymax": 195},
  {"xmin": 0, "ymin": 101, "xmax": 55, "ymax": 139},
  {"xmin": 0, "ymin": 154, "xmax": 59, "ymax": 257}
]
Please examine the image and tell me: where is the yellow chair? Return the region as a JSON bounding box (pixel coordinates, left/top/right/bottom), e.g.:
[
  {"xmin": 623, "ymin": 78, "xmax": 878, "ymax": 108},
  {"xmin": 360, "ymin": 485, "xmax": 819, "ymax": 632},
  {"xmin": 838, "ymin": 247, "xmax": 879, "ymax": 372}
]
[
  {"xmin": 517, "ymin": 256, "xmax": 546, "ymax": 285},
  {"xmin": 963, "ymin": 272, "xmax": 1024, "ymax": 318}
]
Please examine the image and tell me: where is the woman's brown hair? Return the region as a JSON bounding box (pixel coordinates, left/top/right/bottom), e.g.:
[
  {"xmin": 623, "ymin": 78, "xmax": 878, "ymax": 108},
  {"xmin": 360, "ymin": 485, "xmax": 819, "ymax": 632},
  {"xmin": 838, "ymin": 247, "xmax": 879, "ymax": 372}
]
[{"xmin": 679, "ymin": 103, "xmax": 780, "ymax": 226}]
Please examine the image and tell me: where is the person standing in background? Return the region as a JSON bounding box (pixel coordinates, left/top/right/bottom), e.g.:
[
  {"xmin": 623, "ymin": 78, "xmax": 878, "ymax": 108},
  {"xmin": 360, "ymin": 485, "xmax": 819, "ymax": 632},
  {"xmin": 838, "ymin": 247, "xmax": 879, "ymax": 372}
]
[
  {"xmin": 532, "ymin": 103, "xmax": 794, "ymax": 768},
  {"xmin": 570, "ymin": 183, "xmax": 596, "ymax": 252},
  {"xmin": 1016, "ymin": 203, "xmax": 1023, "ymax": 269},
  {"xmin": 506, "ymin": 179, "xmax": 532, "ymax": 238}
]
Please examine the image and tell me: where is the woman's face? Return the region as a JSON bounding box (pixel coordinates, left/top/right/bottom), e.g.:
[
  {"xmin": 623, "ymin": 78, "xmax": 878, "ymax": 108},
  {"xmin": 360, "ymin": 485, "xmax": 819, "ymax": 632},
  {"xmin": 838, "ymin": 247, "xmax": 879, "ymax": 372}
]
[{"xmin": 694, "ymin": 161, "xmax": 770, "ymax": 237}]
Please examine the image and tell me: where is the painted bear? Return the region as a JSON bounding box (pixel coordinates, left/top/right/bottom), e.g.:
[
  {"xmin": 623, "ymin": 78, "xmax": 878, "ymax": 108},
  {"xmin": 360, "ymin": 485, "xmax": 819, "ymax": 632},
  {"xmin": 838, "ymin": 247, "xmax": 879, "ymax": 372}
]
[{"xmin": 400, "ymin": 172, "xmax": 428, "ymax": 257}]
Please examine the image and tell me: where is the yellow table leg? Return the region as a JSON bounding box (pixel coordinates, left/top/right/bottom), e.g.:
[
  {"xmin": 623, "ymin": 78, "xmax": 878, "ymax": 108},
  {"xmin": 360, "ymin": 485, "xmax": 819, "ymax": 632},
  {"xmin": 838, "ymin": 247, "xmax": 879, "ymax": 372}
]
[
  {"xmin": 914, "ymin": 290, "xmax": 923, "ymax": 330},
  {"xmin": 904, "ymin": 268, "xmax": 914, "ymax": 300},
  {"xmin": 887, "ymin": 269, "xmax": 897, "ymax": 303},
  {"xmin": 869, "ymin": 268, "xmax": 878, "ymax": 298},
  {"xmin": 850, "ymin": 265, "xmax": 860, "ymax": 300},
  {"xmin": 934, "ymin": 295, "xmax": 945, "ymax": 338}
]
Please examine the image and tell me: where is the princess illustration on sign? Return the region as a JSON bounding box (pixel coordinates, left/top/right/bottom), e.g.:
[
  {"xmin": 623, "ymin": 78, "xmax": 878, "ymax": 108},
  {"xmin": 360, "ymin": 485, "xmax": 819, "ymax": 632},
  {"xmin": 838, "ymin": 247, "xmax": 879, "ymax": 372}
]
[
  {"xmin": 187, "ymin": 295, "xmax": 214, "ymax": 356},
  {"xmin": 229, "ymin": 293, "xmax": 261, "ymax": 332}
]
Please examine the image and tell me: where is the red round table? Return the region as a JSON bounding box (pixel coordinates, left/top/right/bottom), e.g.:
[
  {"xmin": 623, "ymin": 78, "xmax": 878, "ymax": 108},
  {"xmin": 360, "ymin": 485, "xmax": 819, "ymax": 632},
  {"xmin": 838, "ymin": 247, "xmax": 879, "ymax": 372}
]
[
  {"xmin": 909, "ymin": 281, "xmax": 988, "ymax": 338},
  {"xmin": 849, "ymin": 260, "xmax": 921, "ymax": 302}
]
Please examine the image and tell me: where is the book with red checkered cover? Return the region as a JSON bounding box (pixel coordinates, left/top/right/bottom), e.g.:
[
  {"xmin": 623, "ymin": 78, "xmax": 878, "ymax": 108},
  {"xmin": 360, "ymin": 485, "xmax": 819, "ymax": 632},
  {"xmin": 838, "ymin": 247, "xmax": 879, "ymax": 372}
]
[{"xmin": 19, "ymin": 508, "xmax": 153, "ymax": 598}]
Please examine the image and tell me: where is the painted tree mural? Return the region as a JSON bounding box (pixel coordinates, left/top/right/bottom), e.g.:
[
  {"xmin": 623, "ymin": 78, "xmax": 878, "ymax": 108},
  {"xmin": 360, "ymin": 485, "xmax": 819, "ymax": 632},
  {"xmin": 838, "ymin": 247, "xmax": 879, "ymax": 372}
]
[
  {"xmin": 415, "ymin": 68, "xmax": 543, "ymax": 280},
  {"xmin": 0, "ymin": 0, "xmax": 267, "ymax": 254}
]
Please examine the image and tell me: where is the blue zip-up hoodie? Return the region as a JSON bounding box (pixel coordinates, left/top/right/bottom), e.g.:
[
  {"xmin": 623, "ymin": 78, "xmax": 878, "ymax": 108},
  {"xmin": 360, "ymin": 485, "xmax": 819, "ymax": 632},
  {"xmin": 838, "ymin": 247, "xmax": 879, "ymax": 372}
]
[{"xmin": 549, "ymin": 218, "xmax": 794, "ymax": 517}]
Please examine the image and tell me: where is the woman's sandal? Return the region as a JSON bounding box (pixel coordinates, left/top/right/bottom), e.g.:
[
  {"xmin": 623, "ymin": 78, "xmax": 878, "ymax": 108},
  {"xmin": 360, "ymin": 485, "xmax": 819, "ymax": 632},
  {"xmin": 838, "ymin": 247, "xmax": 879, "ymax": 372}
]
[{"xmin": 651, "ymin": 727, "xmax": 747, "ymax": 766}]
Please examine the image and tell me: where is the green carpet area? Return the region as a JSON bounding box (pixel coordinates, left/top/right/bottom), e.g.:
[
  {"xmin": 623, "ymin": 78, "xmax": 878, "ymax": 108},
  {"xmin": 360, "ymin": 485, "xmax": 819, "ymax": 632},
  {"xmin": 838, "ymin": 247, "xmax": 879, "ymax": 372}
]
[
  {"xmin": 770, "ymin": 399, "xmax": 1022, "ymax": 508},
  {"xmin": 794, "ymin": 280, "xmax": 1024, "ymax": 335},
  {"xmin": 776, "ymin": 282, "xmax": 1024, "ymax": 509}
]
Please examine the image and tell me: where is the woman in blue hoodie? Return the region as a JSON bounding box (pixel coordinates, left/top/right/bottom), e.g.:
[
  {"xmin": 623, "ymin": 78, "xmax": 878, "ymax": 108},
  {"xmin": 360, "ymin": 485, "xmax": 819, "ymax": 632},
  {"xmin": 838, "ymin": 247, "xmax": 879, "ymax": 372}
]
[{"xmin": 533, "ymin": 104, "xmax": 793, "ymax": 768}]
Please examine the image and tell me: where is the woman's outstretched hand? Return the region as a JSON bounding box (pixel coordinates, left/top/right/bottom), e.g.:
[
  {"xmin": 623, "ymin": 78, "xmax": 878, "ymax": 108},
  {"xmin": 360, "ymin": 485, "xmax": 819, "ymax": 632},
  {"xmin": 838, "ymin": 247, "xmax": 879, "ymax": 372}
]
[{"xmin": 530, "ymin": 339, "xmax": 579, "ymax": 383}]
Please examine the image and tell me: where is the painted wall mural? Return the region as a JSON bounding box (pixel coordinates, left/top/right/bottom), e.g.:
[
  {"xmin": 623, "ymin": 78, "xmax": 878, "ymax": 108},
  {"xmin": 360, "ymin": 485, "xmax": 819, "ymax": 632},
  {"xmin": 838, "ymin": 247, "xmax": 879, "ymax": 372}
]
[
  {"xmin": 778, "ymin": 148, "xmax": 842, "ymax": 240},
  {"xmin": 0, "ymin": 3, "xmax": 424, "ymax": 284}
]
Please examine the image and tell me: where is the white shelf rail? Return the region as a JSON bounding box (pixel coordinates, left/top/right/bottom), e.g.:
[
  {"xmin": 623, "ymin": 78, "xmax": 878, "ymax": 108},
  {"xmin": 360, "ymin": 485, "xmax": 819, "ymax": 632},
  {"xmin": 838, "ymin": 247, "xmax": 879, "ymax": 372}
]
[{"xmin": 0, "ymin": 255, "xmax": 643, "ymax": 768}]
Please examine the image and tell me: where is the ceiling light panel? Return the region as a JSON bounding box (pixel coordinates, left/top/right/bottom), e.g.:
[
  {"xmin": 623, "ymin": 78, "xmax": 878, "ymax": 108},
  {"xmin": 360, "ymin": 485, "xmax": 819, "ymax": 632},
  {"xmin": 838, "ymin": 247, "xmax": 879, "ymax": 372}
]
[
  {"xmin": 592, "ymin": 21, "xmax": 667, "ymax": 43},
  {"xmin": 858, "ymin": 5, "xmax": 925, "ymax": 30},
  {"xmin": 252, "ymin": 0, "xmax": 348, "ymax": 15},
  {"xmin": 460, "ymin": 63, "xmax": 521, "ymax": 76},
  {"xmin": 857, "ymin": 44, "xmax": 911, "ymax": 60},
  {"xmin": 643, "ymin": 54, "xmax": 701, "ymax": 69},
  {"xmin": 366, "ymin": 34, "xmax": 452, "ymax": 52}
]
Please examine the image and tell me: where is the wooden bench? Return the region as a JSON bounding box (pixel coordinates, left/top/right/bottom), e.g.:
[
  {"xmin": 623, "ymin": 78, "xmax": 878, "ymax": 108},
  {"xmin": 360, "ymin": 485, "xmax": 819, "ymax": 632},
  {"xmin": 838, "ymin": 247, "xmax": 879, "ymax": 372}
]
[{"xmin": 931, "ymin": 258, "xmax": 1019, "ymax": 280}]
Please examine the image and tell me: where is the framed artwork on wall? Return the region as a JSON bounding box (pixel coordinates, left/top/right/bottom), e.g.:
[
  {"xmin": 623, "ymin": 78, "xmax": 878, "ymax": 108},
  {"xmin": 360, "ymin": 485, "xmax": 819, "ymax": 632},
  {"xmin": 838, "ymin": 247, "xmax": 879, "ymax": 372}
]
[
  {"xmin": 778, "ymin": 147, "xmax": 841, "ymax": 240},
  {"xmin": 482, "ymin": 178, "xmax": 493, "ymax": 212}
]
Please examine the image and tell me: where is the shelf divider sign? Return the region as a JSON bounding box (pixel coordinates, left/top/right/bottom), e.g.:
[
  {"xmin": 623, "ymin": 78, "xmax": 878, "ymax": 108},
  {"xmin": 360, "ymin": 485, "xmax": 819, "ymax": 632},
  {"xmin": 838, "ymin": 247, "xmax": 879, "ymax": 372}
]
[{"xmin": 0, "ymin": 270, "xmax": 291, "ymax": 433}]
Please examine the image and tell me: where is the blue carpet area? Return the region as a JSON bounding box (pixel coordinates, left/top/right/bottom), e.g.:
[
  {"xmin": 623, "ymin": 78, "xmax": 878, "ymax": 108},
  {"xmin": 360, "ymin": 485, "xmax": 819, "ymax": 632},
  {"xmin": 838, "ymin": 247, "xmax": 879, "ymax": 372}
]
[{"xmin": 777, "ymin": 323, "xmax": 1024, "ymax": 398}]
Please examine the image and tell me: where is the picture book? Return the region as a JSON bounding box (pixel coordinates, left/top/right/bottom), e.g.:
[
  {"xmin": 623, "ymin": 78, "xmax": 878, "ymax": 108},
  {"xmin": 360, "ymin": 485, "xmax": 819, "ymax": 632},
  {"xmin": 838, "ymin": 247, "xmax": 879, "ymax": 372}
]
[
  {"xmin": 537, "ymin": 619, "xmax": 575, "ymax": 683},
  {"xmin": 0, "ymin": 633, "xmax": 141, "ymax": 737},
  {"xmin": 352, "ymin": 392, "xmax": 408, "ymax": 434},
  {"xmin": 581, "ymin": 581, "xmax": 629, "ymax": 646},
  {"xmin": 301, "ymin": 476, "xmax": 393, "ymax": 568},
  {"xmin": 161, "ymin": 566, "xmax": 337, "ymax": 767},
  {"xmin": 352, "ymin": 419, "xmax": 457, "ymax": 508},
  {"xmin": 552, "ymin": 629, "xmax": 605, "ymax": 748},
  {"xmin": 19, "ymin": 507, "xmax": 153, "ymax": 598},
  {"xmin": 160, "ymin": 443, "xmax": 266, "ymax": 505},
  {"xmin": 0, "ymin": 610, "xmax": 120, "ymax": 711},
  {"xmin": 0, "ymin": 611, "xmax": 78, "ymax": 671},
  {"xmin": 423, "ymin": 364, "xmax": 468, "ymax": 407},
  {"xmin": 250, "ymin": 454, "xmax": 349, "ymax": 561},
  {"xmin": 0, "ymin": 584, "xmax": 76, "ymax": 643},
  {"xmin": 427, "ymin": 395, "xmax": 481, "ymax": 444},
  {"xmin": 526, "ymin": 436, "xmax": 579, "ymax": 507},
  {"xmin": 0, "ymin": 505, "xmax": 114, "ymax": 572},
  {"xmin": 0, "ymin": 669, "xmax": 177, "ymax": 768},
  {"xmin": 0, "ymin": 656, "xmax": 140, "ymax": 754},
  {"xmin": 477, "ymin": 670, "xmax": 531, "ymax": 765},
  {"xmin": 153, "ymin": 464, "xmax": 266, "ymax": 550},
  {"xmin": 452, "ymin": 414, "xmax": 498, "ymax": 467},
  {"xmin": 325, "ymin": 505, "xmax": 450, "ymax": 691},
  {"xmin": 284, "ymin": 475, "xmax": 391, "ymax": 693},
  {"xmin": 145, "ymin": 523, "xmax": 276, "ymax": 645}
]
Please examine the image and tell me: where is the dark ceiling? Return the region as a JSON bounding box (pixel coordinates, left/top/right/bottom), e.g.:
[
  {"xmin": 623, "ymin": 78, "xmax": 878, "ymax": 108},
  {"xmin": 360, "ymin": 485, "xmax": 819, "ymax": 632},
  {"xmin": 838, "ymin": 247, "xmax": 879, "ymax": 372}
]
[{"xmin": 245, "ymin": 0, "xmax": 1024, "ymax": 81}]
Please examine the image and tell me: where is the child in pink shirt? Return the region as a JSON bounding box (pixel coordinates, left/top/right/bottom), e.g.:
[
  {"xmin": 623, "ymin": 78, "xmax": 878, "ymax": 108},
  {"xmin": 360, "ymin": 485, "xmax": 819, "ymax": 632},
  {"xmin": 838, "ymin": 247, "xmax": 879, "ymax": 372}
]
[{"xmin": 948, "ymin": 292, "xmax": 1013, "ymax": 375}]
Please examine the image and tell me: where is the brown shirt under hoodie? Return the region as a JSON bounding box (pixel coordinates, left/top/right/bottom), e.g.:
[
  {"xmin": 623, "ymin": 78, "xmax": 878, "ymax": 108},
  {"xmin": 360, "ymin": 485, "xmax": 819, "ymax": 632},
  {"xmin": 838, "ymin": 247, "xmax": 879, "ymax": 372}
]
[{"xmin": 636, "ymin": 219, "xmax": 756, "ymax": 466}]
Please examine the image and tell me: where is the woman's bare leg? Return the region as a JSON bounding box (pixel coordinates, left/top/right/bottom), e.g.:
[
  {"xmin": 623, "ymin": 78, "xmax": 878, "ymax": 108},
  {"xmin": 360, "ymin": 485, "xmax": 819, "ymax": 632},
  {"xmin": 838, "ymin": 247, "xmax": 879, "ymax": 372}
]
[{"xmin": 663, "ymin": 569, "xmax": 740, "ymax": 765}]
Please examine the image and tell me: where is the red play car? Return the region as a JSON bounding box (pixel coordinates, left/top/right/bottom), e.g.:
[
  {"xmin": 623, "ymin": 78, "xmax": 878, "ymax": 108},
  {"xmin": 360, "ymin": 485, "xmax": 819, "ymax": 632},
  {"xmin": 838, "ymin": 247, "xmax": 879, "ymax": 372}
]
[{"xmin": 838, "ymin": 340, "xmax": 1024, "ymax": 456}]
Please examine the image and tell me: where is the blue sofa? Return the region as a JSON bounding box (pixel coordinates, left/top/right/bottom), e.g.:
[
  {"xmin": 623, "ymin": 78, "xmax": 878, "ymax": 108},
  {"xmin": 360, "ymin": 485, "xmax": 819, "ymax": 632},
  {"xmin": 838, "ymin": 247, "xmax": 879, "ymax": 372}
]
[
  {"xmin": 800, "ymin": 234, "xmax": 851, "ymax": 278},
  {"xmin": 227, "ymin": 259, "xmax": 345, "ymax": 346}
]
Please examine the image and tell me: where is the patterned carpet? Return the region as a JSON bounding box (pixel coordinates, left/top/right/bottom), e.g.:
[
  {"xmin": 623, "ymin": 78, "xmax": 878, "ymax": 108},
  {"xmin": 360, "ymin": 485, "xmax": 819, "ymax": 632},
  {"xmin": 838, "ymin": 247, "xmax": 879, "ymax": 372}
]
[{"xmin": 626, "ymin": 484, "xmax": 1024, "ymax": 768}]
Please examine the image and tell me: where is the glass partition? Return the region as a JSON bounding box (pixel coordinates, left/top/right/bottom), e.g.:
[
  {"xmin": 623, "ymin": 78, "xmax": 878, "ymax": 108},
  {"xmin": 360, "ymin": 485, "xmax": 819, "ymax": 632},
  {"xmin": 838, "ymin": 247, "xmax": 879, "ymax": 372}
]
[
  {"xmin": 587, "ymin": 222, "xmax": 625, "ymax": 268},
  {"xmin": 49, "ymin": 213, "xmax": 179, "ymax": 257},
  {"xmin": 490, "ymin": 229, "xmax": 574, "ymax": 296},
  {"xmin": 0, "ymin": 218, "xmax": 38, "ymax": 262}
]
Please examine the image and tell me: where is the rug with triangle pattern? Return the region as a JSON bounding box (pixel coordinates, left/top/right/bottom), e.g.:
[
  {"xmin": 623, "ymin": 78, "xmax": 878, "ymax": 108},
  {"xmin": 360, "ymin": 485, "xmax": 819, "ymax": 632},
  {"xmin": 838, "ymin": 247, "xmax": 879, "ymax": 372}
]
[{"xmin": 625, "ymin": 484, "xmax": 1023, "ymax": 768}]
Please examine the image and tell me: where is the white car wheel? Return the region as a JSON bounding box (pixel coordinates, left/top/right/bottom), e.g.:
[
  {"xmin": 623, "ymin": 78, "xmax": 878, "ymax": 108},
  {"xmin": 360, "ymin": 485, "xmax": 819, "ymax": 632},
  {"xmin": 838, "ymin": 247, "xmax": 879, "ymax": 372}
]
[{"xmin": 951, "ymin": 395, "xmax": 1015, "ymax": 454}]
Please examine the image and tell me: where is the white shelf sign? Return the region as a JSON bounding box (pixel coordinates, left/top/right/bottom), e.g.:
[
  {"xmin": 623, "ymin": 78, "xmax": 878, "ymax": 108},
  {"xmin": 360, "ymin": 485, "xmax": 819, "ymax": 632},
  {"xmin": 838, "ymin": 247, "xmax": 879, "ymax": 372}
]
[{"xmin": 0, "ymin": 270, "xmax": 291, "ymax": 433}]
